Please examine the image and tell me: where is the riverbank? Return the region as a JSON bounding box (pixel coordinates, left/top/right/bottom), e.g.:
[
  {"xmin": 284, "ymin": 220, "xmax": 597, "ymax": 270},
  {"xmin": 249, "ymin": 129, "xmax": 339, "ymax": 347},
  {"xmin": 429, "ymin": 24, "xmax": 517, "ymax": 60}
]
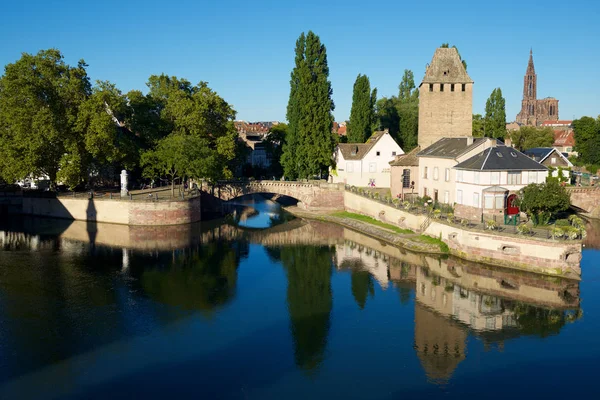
[
  {"xmin": 286, "ymin": 205, "xmax": 581, "ymax": 279},
  {"xmin": 285, "ymin": 207, "xmax": 448, "ymax": 255}
]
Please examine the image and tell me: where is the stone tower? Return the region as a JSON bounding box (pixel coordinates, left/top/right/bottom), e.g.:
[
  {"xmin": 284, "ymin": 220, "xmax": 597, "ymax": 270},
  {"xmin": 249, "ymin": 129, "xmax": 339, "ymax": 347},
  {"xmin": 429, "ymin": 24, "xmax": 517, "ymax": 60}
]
[
  {"xmin": 418, "ymin": 47, "xmax": 474, "ymax": 149},
  {"xmin": 516, "ymin": 50, "xmax": 559, "ymax": 126}
]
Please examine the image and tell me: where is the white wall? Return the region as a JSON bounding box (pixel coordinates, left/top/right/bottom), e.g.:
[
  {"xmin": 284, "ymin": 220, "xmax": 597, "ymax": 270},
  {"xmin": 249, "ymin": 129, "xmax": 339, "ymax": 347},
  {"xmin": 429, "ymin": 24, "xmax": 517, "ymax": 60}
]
[
  {"xmin": 455, "ymin": 170, "xmax": 549, "ymax": 208},
  {"xmin": 333, "ymin": 133, "xmax": 403, "ymax": 188}
]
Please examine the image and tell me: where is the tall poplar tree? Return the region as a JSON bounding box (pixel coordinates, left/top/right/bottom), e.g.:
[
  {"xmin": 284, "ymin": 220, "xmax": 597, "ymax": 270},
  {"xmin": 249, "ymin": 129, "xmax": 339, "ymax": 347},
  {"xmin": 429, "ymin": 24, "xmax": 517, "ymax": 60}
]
[
  {"xmin": 281, "ymin": 31, "xmax": 335, "ymax": 179},
  {"xmin": 397, "ymin": 70, "xmax": 419, "ymax": 151},
  {"xmin": 348, "ymin": 74, "xmax": 376, "ymax": 143},
  {"xmin": 484, "ymin": 88, "xmax": 507, "ymax": 139}
]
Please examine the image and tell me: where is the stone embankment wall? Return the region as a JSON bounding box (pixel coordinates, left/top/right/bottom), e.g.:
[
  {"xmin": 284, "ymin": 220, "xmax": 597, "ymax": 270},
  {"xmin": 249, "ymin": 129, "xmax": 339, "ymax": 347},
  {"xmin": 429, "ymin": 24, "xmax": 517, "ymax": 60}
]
[
  {"xmin": 344, "ymin": 191, "xmax": 427, "ymax": 231},
  {"xmin": 423, "ymin": 222, "xmax": 581, "ymax": 277},
  {"xmin": 20, "ymin": 196, "xmax": 201, "ymax": 226},
  {"xmin": 343, "ymin": 190, "xmax": 582, "ymax": 277}
]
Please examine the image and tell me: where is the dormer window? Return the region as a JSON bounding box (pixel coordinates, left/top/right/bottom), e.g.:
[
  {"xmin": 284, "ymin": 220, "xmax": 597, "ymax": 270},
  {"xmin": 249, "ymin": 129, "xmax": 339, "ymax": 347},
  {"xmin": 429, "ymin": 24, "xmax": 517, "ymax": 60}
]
[
  {"xmin": 451, "ymin": 84, "xmax": 455, "ymax": 92},
  {"xmin": 376, "ymin": 151, "xmax": 380, "ymax": 156},
  {"xmin": 351, "ymin": 146, "xmax": 358, "ymax": 156},
  {"xmin": 440, "ymin": 84, "xmax": 444, "ymax": 92},
  {"xmin": 462, "ymin": 84, "xmax": 466, "ymax": 92},
  {"xmin": 429, "ymin": 84, "xmax": 433, "ymax": 92}
]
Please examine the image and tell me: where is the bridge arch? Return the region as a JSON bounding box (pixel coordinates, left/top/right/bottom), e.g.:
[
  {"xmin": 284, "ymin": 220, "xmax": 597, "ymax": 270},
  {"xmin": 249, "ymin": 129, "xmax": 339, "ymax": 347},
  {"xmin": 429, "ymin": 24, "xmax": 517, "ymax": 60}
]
[{"xmin": 203, "ymin": 180, "xmax": 345, "ymax": 211}]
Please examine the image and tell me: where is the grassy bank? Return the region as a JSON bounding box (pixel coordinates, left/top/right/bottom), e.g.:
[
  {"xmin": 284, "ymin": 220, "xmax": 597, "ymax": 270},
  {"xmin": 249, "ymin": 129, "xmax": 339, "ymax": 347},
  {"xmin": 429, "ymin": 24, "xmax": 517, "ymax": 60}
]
[
  {"xmin": 414, "ymin": 234, "xmax": 450, "ymax": 253},
  {"xmin": 331, "ymin": 211, "xmax": 414, "ymax": 234}
]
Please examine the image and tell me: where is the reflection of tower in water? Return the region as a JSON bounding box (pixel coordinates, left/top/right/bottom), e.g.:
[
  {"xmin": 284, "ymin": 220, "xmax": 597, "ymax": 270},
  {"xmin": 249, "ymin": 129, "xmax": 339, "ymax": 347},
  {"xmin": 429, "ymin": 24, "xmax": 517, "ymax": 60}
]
[{"xmin": 414, "ymin": 267, "xmax": 467, "ymax": 383}]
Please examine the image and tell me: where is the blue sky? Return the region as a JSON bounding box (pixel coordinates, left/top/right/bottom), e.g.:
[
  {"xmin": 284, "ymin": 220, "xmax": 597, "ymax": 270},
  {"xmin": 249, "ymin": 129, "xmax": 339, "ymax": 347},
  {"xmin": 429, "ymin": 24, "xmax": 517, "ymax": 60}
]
[{"xmin": 1, "ymin": 0, "xmax": 598, "ymax": 123}]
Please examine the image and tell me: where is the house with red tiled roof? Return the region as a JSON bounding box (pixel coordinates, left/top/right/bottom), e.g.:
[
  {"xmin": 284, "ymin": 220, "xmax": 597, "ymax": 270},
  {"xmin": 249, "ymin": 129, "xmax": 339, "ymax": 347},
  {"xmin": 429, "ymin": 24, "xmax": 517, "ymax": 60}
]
[{"xmin": 553, "ymin": 129, "xmax": 576, "ymax": 155}]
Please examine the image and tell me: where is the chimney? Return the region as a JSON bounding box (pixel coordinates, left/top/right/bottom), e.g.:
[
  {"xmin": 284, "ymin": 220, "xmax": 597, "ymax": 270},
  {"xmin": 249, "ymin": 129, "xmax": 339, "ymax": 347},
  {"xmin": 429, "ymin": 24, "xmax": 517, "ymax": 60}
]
[{"xmin": 466, "ymin": 137, "xmax": 474, "ymax": 146}]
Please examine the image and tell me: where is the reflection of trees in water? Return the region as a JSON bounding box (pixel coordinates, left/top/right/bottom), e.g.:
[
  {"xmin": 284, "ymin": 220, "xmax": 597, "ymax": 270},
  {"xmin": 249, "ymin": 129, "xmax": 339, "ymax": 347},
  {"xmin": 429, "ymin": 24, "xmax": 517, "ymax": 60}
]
[
  {"xmin": 140, "ymin": 241, "xmax": 246, "ymax": 314},
  {"xmin": 269, "ymin": 245, "xmax": 334, "ymax": 372},
  {"xmin": 351, "ymin": 270, "xmax": 374, "ymax": 309},
  {"xmin": 508, "ymin": 302, "xmax": 582, "ymax": 338}
]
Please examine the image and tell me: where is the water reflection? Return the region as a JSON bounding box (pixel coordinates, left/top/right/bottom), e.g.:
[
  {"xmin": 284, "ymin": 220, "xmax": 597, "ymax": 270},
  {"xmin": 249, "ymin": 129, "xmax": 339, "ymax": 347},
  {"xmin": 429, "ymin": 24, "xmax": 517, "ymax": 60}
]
[
  {"xmin": 267, "ymin": 246, "xmax": 334, "ymax": 372},
  {"xmin": 229, "ymin": 194, "xmax": 295, "ymax": 229},
  {"xmin": 0, "ymin": 204, "xmax": 587, "ymax": 395}
]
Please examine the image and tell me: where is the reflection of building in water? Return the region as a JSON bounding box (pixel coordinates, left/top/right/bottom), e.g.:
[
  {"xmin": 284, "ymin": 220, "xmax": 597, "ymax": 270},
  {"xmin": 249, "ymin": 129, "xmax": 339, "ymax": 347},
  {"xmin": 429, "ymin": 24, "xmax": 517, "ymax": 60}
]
[
  {"xmin": 414, "ymin": 303, "xmax": 467, "ymax": 382},
  {"xmin": 335, "ymin": 240, "xmax": 391, "ymax": 289}
]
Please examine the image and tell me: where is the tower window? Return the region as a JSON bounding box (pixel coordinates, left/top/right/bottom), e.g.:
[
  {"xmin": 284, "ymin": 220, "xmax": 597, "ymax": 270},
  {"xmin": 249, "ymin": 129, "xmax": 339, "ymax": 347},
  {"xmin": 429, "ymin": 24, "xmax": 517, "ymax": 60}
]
[
  {"xmin": 429, "ymin": 84, "xmax": 433, "ymax": 92},
  {"xmin": 461, "ymin": 84, "xmax": 466, "ymax": 92},
  {"xmin": 451, "ymin": 84, "xmax": 455, "ymax": 92},
  {"xmin": 440, "ymin": 84, "xmax": 444, "ymax": 92}
]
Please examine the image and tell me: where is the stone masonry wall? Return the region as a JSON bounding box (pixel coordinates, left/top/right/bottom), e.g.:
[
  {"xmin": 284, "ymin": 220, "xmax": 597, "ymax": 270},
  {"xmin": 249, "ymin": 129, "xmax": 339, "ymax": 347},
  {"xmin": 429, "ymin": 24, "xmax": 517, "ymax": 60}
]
[
  {"xmin": 424, "ymin": 221, "xmax": 581, "ymax": 277},
  {"xmin": 344, "ymin": 191, "xmax": 428, "ymax": 231},
  {"xmin": 418, "ymin": 82, "xmax": 473, "ymax": 149},
  {"xmin": 21, "ymin": 196, "xmax": 201, "ymax": 226},
  {"xmin": 568, "ymin": 187, "xmax": 600, "ymax": 218},
  {"xmin": 454, "ymin": 204, "xmax": 482, "ymax": 222}
]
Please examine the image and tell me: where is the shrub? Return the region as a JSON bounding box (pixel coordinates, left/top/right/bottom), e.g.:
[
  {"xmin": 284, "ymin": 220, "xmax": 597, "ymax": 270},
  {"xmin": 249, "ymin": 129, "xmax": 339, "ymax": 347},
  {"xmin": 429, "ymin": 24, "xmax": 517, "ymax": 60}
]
[
  {"xmin": 568, "ymin": 215, "xmax": 585, "ymax": 229},
  {"xmin": 550, "ymin": 226, "xmax": 564, "ymax": 238},
  {"xmin": 555, "ymin": 219, "xmax": 570, "ymax": 227},
  {"xmin": 485, "ymin": 220, "xmax": 498, "ymax": 230},
  {"xmin": 517, "ymin": 224, "xmax": 531, "ymax": 235},
  {"xmin": 373, "ymin": 192, "xmax": 380, "ymax": 200},
  {"xmin": 433, "ymin": 209, "xmax": 442, "ymax": 219},
  {"xmin": 392, "ymin": 198, "xmax": 400, "ymax": 206},
  {"xmin": 402, "ymin": 200, "xmax": 411, "ymax": 210},
  {"xmin": 460, "ymin": 218, "xmax": 469, "ymax": 227},
  {"xmin": 446, "ymin": 213, "xmax": 454, "ymax": 223}
]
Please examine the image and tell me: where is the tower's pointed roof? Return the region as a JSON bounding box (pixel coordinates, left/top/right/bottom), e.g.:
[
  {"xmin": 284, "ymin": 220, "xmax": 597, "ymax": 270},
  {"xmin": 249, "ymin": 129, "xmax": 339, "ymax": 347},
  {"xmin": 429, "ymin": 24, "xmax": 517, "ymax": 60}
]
[
  {"xmin": 421, "ymin": 47, "xmax": 473, "ymax": 85},
  {"xmin": 526, "ymin": 49, "xmax": 536, "ymax": 74}
]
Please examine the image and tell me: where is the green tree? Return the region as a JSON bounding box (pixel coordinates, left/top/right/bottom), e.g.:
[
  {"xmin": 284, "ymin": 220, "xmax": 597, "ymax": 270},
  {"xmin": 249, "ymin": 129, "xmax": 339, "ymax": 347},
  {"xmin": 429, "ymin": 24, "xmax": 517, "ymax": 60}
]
[
  {"xmin": 281, "ymin": 31, "xmax": 335, "ymax": 179},
  {"xmin": 0, "ymin": 49, "xmax": 91, "ymax": 188},
  {"xmin": 348, "ymin": 74, "xmax": 377, "ymax": 143},
  {"xmin": 143, "ymin": 75, "xmax": 238, "ymax": 181},
  {"xmin": 484, "ymin": 88, "xmax": 507, "ymax": 139},
  {"xmin": 264, "ymin": 123, "xmax": 287, "ymax": 178},
  {"xmin": 397, "ymin": 70, "xmax": 419, "ymax": 151},
  {"xmin": 572, "ymin": 116, "xmax": 600, "ymax": 165},
  {"xmin": 375, "ymin": 96, "xmax": 400, "ymax": 138},
  {"xmin": 518, "ymin": 180, "xmax": 570, "ymax": 225},
  {"xmin": 472, "ymin": 114, "xmax": 485, "ymax": 137},
  {"xmin": 508, "ymin": 126, "xmax": 555, "ymax": 151}
]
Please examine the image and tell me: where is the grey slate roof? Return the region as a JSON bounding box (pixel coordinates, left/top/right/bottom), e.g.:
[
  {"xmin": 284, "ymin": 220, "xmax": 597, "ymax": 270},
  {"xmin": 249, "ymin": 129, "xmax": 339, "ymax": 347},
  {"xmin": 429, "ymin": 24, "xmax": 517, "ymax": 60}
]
[
  {"xmin": 522, "ymin": 147, "xmax": 554, "ymax": 162},
  {"xmin": 421, "ymin": 48, "xmax": 473, "ymax": 85},
  {"xmin": 338, "ymin": 130, "xmax": 386, "ymax": 160},
  {"xmin": 416, "ymin": 137, "xmax": 494, "ymax": 159},
  {"xmin": 454, "ymin": 146, "xmax": 547, "ymax": 171}
]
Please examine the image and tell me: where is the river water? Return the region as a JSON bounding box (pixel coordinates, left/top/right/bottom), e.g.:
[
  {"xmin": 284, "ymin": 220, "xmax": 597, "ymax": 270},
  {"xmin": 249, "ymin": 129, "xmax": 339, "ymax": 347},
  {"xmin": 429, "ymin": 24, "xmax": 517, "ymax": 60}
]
[{"xmin": 0, "ymin": 196, "xmax": 598, "ymax": 399}]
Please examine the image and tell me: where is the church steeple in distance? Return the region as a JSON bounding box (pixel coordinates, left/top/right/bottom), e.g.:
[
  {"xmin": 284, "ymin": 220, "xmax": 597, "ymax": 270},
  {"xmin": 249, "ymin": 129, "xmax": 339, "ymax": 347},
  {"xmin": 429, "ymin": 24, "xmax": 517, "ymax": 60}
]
[{"xmin": 524, "ymin": 49, "xmax": 537, "ymax": 100}]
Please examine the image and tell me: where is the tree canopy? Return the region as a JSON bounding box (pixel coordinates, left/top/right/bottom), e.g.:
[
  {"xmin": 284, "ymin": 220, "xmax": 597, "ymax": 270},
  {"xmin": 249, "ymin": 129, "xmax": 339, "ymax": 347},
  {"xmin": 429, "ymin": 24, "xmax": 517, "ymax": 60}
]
[
  {"xmin": 374, "ymin": 69, "xmax": 418, "ymax": 152},
  {"xmin": 348, "ymin": 74, "xmax": 376, "ymax": 143},
  {"xmin": 0, "ymin": 49, "xmax": 91, "ymax": 188},
  {"xmin": 281, "ymin": 31, "xmax": 335, "ymax": 179},
  {"xmin": 508, "ymin": 126, "xmax": 555, "ymax": 151},
  {"xmin": 484, "ymin": 88, "xmax": 506, "ymax": 139},
  {"xmin": 573, "ymin": 116, "xmax": 600, "ymax": 165},
  {"xmin": 518, "ymin": 180, "xmax": 570, "ymax": 225},
  {"xmin": 264, "ymin": 123, "xmax": 287, "ymax": 178}
]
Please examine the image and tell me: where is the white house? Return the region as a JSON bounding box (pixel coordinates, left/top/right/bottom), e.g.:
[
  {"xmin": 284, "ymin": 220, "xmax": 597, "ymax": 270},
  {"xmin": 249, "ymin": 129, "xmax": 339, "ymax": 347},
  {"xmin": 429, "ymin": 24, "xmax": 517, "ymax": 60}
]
[
  {"xmin": 416, "ymin": 137, "xmax": 499, "ymax": 204},
  {"xmin": 453, "ymin": 145, "xmax": 548, "ymax": 222},
  {"xmin": 332, "ymin": 130, "xmax": 403, "ymax": 188}
]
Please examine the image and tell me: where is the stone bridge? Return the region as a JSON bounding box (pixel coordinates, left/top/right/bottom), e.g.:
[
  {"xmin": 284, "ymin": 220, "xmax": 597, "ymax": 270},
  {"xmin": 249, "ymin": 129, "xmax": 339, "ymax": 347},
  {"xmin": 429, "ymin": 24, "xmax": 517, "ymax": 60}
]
[
  {"xmin": 204, "ymin": 180, "xmax": 345, "ymax": 211},
  {"xmin": 567, "ymin": 187, "xmax": 600, "ymax": 218}
]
